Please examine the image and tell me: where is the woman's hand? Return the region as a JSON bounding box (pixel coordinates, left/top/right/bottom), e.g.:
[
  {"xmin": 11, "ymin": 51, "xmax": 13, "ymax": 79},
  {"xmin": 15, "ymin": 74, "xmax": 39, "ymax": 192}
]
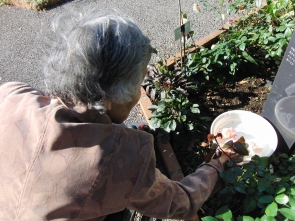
[{"xmin": 218, "ymin": 148, "xmax": 244, "ymax": 166}]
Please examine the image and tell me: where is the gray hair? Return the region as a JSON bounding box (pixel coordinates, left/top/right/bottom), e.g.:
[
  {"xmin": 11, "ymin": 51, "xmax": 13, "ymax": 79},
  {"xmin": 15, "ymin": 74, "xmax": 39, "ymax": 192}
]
[{"xmin": 44, "ymin": 9, "xmax": 152, "ymax": 113}]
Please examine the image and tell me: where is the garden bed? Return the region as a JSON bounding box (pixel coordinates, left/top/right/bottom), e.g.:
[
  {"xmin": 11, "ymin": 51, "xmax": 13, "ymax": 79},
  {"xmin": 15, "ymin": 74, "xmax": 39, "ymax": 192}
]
[{"xmin": 139, "ymin": 69, "xmax": 276, "ymax": 175}]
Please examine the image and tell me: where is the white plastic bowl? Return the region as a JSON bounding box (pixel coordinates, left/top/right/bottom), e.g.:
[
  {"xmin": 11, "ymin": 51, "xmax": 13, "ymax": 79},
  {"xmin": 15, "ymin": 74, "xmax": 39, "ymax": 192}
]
[{"xmin": 210, "ymin": 110, "xmax": 278, "ymax": 158}]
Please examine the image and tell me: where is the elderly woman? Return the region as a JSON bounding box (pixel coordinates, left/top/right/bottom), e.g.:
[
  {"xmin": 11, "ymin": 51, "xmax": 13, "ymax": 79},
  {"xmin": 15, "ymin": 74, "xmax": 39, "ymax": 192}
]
[{"xmin": 0, "ymin": 9, "xmax": 241, "ymax": 221}]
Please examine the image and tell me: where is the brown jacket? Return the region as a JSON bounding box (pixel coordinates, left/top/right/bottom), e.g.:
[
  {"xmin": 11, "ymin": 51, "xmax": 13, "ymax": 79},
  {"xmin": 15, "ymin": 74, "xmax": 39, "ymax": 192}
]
[{"xmin": 0, "ymin": 82, "xmax": 224, "ymax": 221}]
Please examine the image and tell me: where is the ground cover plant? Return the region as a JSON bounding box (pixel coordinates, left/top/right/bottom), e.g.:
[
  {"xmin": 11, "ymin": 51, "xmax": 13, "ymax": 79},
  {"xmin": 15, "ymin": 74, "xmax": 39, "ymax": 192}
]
[{"xmin": 143, "ymin": 0, "xmax": 295, "ymax": 219}]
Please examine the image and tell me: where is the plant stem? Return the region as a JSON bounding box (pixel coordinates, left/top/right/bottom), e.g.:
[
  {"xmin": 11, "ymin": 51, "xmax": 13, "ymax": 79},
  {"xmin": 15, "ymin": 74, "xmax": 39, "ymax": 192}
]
[{"xmin": 178, "ymin": 0, "xmax": 183, "ymax": 67}]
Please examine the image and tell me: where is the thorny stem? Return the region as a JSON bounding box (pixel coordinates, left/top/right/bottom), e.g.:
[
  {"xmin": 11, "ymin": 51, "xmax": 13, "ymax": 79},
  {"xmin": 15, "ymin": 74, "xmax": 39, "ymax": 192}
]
[{"xmin": 213, "ymin": 137, "xmax": 239, "ymax": 167}]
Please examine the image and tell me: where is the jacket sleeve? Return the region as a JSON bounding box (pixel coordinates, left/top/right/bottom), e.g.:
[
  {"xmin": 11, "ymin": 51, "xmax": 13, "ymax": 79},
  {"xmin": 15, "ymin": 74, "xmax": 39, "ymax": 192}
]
[{"xmin": 126, "ymin": 135, "xmax": 224, "ymax": 220}]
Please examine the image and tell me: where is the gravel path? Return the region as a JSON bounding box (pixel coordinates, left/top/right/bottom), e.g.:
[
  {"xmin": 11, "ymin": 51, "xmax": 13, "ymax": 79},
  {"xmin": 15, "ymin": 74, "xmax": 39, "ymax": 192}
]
[{"xmin": 0, "ymin": 0, "xmax": 225, "ymax": 123}]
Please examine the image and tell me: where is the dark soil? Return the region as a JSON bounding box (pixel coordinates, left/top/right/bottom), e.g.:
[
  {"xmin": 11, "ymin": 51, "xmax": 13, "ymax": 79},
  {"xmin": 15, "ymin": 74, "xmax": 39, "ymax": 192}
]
[{"xmin": 198, "ymin": 75, "xmax": 274, "ymax": 118}]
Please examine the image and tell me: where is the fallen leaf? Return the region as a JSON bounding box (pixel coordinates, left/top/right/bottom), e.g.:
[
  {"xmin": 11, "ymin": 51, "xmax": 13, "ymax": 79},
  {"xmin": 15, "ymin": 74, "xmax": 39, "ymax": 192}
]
[
  {"xmin": 200, "ymin": 142, "xmax": 208, "ymax": 147},
  {"xmin": 239, "ymin": 80, "xmax": 248, "ymax": 84}
]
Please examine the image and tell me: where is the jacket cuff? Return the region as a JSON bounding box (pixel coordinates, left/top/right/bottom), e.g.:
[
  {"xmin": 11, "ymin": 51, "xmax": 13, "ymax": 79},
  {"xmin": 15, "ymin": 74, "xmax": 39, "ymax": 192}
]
[{"xmin": 198, "ymin": 159, "xmax": 224, "ymax": 173}]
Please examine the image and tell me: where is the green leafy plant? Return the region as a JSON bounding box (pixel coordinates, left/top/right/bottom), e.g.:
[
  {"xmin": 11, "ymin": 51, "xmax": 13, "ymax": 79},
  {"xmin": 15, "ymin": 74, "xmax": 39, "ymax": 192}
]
[
  {"xmin": 143, "ymin": 64, "xmax": 208, "ymax": 149},
  {"xmin": 187, "ymin": 0, "xmax": 294, "ymax": 83},
  {"xmin": 201, "ymin": 154, "xmax": 295, "ymax": 220}
]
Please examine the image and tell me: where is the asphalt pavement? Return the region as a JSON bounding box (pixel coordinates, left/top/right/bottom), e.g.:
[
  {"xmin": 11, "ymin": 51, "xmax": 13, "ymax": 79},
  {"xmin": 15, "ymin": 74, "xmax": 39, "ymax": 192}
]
[{"xmin": 0, "ymin": 0, "xmax": 225, "ymax": 123}]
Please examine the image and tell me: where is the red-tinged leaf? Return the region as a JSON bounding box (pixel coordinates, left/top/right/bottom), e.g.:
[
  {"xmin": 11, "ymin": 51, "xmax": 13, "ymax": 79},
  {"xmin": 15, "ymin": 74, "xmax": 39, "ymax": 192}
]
[
  {"xmin": 207, "ymin": 134, "xmax": 214, "ymax": 142},
  {"xmin": 216, "ymin": 133, "xmax": 223, "ymax": 139}
]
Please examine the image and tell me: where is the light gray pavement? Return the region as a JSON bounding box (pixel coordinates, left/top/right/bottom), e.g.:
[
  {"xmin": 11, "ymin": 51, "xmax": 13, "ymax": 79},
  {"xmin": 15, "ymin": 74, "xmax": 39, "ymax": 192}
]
[{"xmin": 0, "ymin": 0, "xmax": 225, "ymax": 123}]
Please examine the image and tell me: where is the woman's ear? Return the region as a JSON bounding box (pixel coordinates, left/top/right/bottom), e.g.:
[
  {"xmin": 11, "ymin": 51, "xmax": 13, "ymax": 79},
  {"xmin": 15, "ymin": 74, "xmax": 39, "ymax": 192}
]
[{"xmin": 104, "ymin": 100, "xmax": 112, "ymax": 110}]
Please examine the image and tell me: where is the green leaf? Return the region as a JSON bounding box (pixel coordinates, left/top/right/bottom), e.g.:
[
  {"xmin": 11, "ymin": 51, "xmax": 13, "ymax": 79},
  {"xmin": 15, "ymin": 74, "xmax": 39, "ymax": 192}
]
[
  {"xmin": 237, "ymin": 216, "xmax": 254, "ymax": 221},
  {"xmin": 220, "ymin": 170, "xmax": 237, "ymax": 183},
  {"xmin": 148, "ymin": 105, "xmax": 158, "ymax": 110},
  {"xmin": 187, "ymin": 123, "xmax": 194, "ymax": 131},
  {"xmin": 258, "ymin": 157, "xmax": 270, "ymax": 167},
  {"xmin": 246, "ymin": 187, "xmax": 256, "ymax": 195},
  {"xmin": 242, "ymin": 51, "xmax": 258, "ymax": 65},
  {"xmin": 253, "ymin": 34, "xmax": 259, "ymax": 41},
  {"xmin": 157, "ymin": 102, "xmax": 166, "ymax": 112},
  {"xmin": 235, "ymin": 182, "xmax": 247, "ymax": 194},
  {"xmin": 279, "ymin": 38, "xmax": 286, "ymax": 47},
  {"xmin": 278, "ymin": 208, "xmax": 295, "ymax": 220},
  {"xmin": 169, "ymin": 120, "xmax": 177, "ymax": 131},
  {"xmin": 201, "ymin": 217, "xmax": 218, "ymax": 221},
  {"xmin": 234, "ymin": 167, "xmax": 243, "ymax": 176},
  {"xmin": 275, "ymin": 194, "xmax": 289, "ymax": 204},
  {"xmin": 151, "ymin": 118, "xmax": 161, "ymax": 128},
  {"xmin": 260, "ymin": 216, "xmax": 276, "ymax": 221},
  {"xmin": 215, "ymin": 206, "xmax": 232, "ymax": 220},
  {"xmin": 278, "ymin": 25, "xmax": 286, "ymax": 32},
  {"xmin": 266, "ymin": 186, "xmax": 275, "ymax": 194},
  {"xmin": 276, "ymin": 187, "xmax": 286, "ymax": 195},
  {"xmin": 181, "ymin": 12, "xmax": 187, "ymax": 19},
  {"xmin": 162, "ymin": 120, "xmax": 172, "ymax": 133},
  {"xmin": 265, "ymin": 202, "xmax": 278, "ymax": 217},
  {"xmin": 289, "ymin": 195, "xmax": 295, "ymax": 209},
  {"xmin": 284, "ymin": 27, "xmax": 292, "ymax": 38},
  {"xmin": 281, "ymin": 0, "xmax": 289, "ymax": 8},
  {"xmin": 181, "ymin": 115, "xmax": 187, "ymax": 122},
  {"xmin": 264, "ymin": 39, "xmax": 268, "ymax": 44},
  {"xmin": 258, "ymin": 180, "xmax": 271, "ymax": 192},
  {"xmin": 243, "ymin": 197, "xmax": 256, "ymax": 213},
  {"xmin": 268, "ymin": 36, "xmax": 276, "ymax": 42},
  {"xmin": 290, "ymin": 188, "xmax": 295, "ymax": 195},
  {"xmin": 234, "ymin": 142, "xmax": 249, "ymax": 155},
  {"xmin": 239, "ymin": 43, "xmax": 246, "ymax": 51},
  {"xmin": 259, "ymin": 195, "xmax": 274, "ymax": 204},
  {"xmin": 276, "ymin": 33, "xmax": 285, "ymax": 38},
  {"xmin": 191, "ymin": 104, "xmax": 200, "ymax": 113},
  {"xmin": 217, "ymin": 186, "xmax": 235, "ymax": 204}
]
